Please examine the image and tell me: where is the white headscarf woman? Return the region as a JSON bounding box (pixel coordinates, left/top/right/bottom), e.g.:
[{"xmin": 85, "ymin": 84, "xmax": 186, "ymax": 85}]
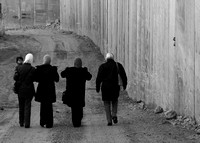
[
  {"xmin": 23, "ymin": 53, "xmax": 33, "ymax": 64},
  {"xmin": 15, "ymin": 53, "xmax": 35, "ymax": 128}
]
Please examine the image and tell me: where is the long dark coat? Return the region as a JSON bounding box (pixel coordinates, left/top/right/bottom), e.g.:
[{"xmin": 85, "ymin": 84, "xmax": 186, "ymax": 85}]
[
  {"xmin": 96, "ymin": 59, "xmax": 127, "ymax": 101},
  {"xmin": 14, "ymin": 63, "xmax": 36, "ymax": 98},
  {"xmin": 61, "ymin": 67, "xmax": 92, "ymax": 107},
  {"xmin": 34, "ymin": 65, "xmax": 59, "ymax": 103}
]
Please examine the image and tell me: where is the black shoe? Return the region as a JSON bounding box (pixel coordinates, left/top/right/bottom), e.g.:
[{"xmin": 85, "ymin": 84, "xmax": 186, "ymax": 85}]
[
  {"xmin": 73, "ymin": 125, "xmax": 81, "ymax": 128},
  {"xmin": 112, "ymin": 117, "xmax": 118, "ymax": 124},
  {"xmin": 73, "ymin": 123, "xmax": 81, "ymax": 128},
  {"xmin": 40, "ymin": 124, "xmax": 45, "ymax": 128},
  {"xmin": 46, "ymin": 124, "xmax": 53, "ymax": 128},
  {"xmin": 20, "ymin": 124, "xmax": 24, "ymax": 127},
  {"xmin": 25, "ymin": 125, "xmax": 30, "ymax": 128},
  {"xmin": 73, "ymin": 120, "xmax": 81, "ymax": 128},
  {"xmin": 107, "ymin": 122, "xmax": 112, "ymax": 126}
]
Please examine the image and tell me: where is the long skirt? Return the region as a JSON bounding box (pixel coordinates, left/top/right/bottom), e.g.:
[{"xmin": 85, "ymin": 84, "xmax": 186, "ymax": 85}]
[
  {"xmin": 71, "ymin": 106, "xmax": 83, "ymax": 127},
  {"xmin": 40, "ymin": 102, "xmax": 53, "ymax": 128}
]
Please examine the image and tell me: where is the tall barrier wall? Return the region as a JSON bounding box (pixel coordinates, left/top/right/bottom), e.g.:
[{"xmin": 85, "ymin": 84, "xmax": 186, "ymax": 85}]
[{"xmin": 63, "ymin": 0, "xmax": 200, "ymax": 122}]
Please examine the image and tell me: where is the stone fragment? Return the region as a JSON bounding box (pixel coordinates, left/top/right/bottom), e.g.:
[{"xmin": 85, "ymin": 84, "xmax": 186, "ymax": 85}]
[
  {"xmin": 187, "ymin": 134, "xmax": 200, "ymax": 140},
  {"xmin": 196, "ymin": 129, "xmax": 200, "ymax": 135},
  {"xmin": 170, "ymin": 120, "xmax": 177, "ymax": 126},
  {"xmin": 56, "ymin": 109, "xmax": 60, "ymax": 113},
  {"xmin": 176, "ymin": 116, "xmax": 183, "ymax": 121},
  {"xmin": 154, "ymin": 106, "xmax": 163, "ymax": 114},
  {"xmin": 165, "ymin": 110, "xmax": 177, "ymax": 120},
  {"xmin": 138, "ymin": 102, "xmax": 145, "ymax": 109},
  {"xmin": 136, "ymin": 100, "xmax": 142, "ymax": 103}
]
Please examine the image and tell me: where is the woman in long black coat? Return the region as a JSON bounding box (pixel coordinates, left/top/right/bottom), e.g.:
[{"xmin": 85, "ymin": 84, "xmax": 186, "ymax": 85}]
[
  {"xmin": 14, "ymin": 53, "xmax": 35, "ymax": 128},
  {"xmin": 61, "ymin": 58, "xmax": 92, "ymax": 127},
  {"xmin": 35, "ymin": 55, "xmax": 59, "ymax": 128}
]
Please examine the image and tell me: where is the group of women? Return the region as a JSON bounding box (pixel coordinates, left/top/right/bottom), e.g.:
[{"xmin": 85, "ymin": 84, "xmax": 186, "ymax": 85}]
[
  {"xmin": 13, "ymin": 52, "xmax": 127, "ymax": 128},
  {"xmin": 14, "ymin": 53, "xmax": 91, "ymax": 128}
]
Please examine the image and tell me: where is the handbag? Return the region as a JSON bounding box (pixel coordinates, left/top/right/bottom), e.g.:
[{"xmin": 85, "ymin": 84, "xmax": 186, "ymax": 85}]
[
  {"xmin": 13, "ymin": 67, "xmax": 32, "ymax": 94},
  {"xmin": 116, "ymin": 62, "xmax": 124, "ymax": 91},
  {"xmin": 116, "ymin": 62, "xmax": 123, "ymax": 86},
  {"xmin": 13, "ymin": 81, "xmax": 21, "ymax": 94},
  {"xmin": 62, "ymin": 90, "xmax": 72, "ymax": 107}
]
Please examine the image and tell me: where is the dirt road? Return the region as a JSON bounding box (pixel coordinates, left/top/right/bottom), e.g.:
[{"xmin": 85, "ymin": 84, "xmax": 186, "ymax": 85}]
[{"xmin": 0, "ymin": 29, "xmax": 199, "ymax": 143}]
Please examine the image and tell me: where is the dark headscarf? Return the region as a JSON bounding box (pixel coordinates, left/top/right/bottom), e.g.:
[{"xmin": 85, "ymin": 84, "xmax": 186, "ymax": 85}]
[
  {"xmin": 43, "ymin": 54, "xmax": 51, "ymax": 65},
  {"xmin": 16, "ymin": 56, "xmax": 23, "ymax": 63},
  {"xmin": 74, "ymin": 58, "xmax": 82, "ymax": 68}
]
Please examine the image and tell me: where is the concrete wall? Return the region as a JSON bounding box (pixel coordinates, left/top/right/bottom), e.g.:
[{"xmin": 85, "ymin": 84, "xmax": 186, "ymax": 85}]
[
  {"xmin": 195, "ymin": 0, "xmax": 200, "ymax": 123},
  {"xmin": 61, "ymin": 0, "xmax": 200, "ymax": 123}
]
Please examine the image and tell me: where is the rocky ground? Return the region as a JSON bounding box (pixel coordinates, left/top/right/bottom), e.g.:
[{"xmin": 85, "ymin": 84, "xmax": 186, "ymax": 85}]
[{"xmin": 0, "ymin": 28, "xmax": 199, "ymax": 143}]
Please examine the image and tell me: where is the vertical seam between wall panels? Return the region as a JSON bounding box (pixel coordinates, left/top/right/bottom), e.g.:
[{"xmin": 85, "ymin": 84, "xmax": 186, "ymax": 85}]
[
  {"xmin": 117, "ymin": 0, "xmax": 118, "ymax": 58},
  {"xmin": 150, "ymin": 0, "xmax": 152, "ymax": 104},
  {"xmin": 136, "ymin": 0, "xmax": 138, "ymax": 100},
  {"xmin": 148, "ymin": 0, "xmax": 150, "ymax": 103},
  {"xmin": 124, "ymin": 0, "xmax": 126, "ymax": 65},
  {"xmin": 104, "ymin": 0, "xmax": 108, "ymax": 52},
  {"xmin": 152, "ymin": 0, "xmax": 155, "ymax": 105},
  {"xmin": 128, "ymin": 0, "xmax": 129, "ymax": 73},
  {"xmin": 111, "ymin": 0, "xmax": 112, "ymax": 55},
  {"xmin": 168, "ymin": 0, "xmax": 170, "ymax": 109},
  {"xmin": 194, "ymin": 0, "xmax": 196, "ymax": 119},
  {"xmin": 151, "ymin": 0, "xmax": 153, "ymax": 104}
]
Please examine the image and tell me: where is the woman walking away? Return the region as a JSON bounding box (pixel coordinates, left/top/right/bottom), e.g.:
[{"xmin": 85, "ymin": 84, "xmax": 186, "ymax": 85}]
[
  {"xmin": 14, "ymin": 53, "xmax": 36, "ymax": 128},
  {"xmin": 96, "ymin": 53, "xmax": 127, "ymax": 126},
  {"xmin": 61, "ymin": 58, "xmax": 92, "ymax": 127},
  {"xmin": 16, "ymin": 56, "xmax": 23, "ymax": 66},
  {"xmin": 13, "ymin": 56, "xmax": 23, "ymax": 94},
  {"xmin": 35, "ymin": 54, "xmax": 59, "ymax": 128}
]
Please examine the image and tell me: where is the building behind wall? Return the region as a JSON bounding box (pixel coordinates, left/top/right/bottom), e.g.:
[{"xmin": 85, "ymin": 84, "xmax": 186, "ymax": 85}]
[
  {"xmin": 0, "ymin": 0, "xmax": 5, "ymax": 35},
  {"xmin": 2, "ymin": 0, "xmax": 60, "ymax": 29}
]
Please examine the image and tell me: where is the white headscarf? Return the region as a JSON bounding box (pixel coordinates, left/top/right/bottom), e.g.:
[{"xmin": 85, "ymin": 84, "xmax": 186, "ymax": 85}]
[
  {"xmin": 105, "ymin": 53, "xmax": 114, "ymax": 61},
  {"xmin": 23, "ymin": 53, "xmax": 33, "ymax": 64}
]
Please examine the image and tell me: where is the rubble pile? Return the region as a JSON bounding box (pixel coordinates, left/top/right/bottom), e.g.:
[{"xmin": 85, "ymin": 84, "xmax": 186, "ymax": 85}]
[
  {"xmin": 6, "ymin": 19, "xmax": 61, "ymax": 31},
  {"xmin": 45, "ymin": 19, "xmax": 60, "ymax": 30},
  {"xmin": 172, "ymin": 116, "xmax": 200, "ymax": 133},
  {"xmin": 138, "ymin": 101, "xmax": 145, "ymax": 109},
  {"xmin": 165, "ymin": 110, "xmax": 177, "ymax": 120},
  {"xmin": 135, "ymin": 101, "xmax": 200, "ymax": 135},
  {"xmin": 154, "ymin": 106, "xmax": 163, "ymax": 114}
]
